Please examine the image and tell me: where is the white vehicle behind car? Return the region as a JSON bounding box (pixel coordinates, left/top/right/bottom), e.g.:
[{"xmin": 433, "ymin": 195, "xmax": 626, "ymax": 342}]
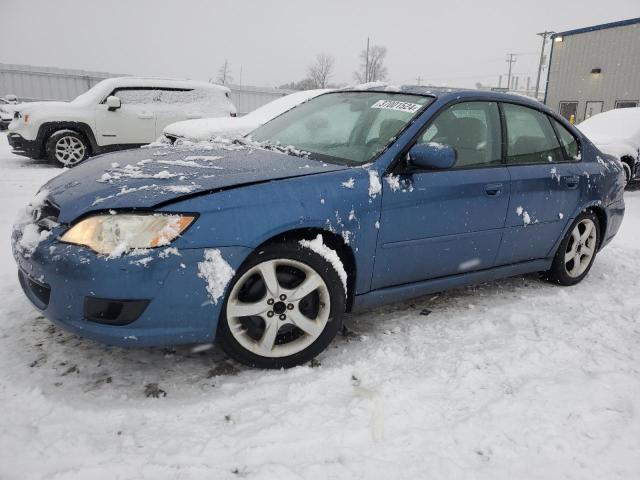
[
  {"xmin": 161, "ymin": 89, "xmax": 330, "ymax": 143},
  {"xmin": 0, "ymin": 98, "xmax": 18, "ymax": 131},
  {"xmin": 577, "ymin": 107, "xmax": 640, "ymax": 185},
  {"xmin": 7, "ymin": 77, "xmax": 236, "ymax": 167}
]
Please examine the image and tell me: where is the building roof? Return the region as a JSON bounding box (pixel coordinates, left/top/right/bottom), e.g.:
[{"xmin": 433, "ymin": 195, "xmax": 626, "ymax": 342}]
[{"xmin": 552, "ymin": 17, "xmax": 640, "ymax": 39}]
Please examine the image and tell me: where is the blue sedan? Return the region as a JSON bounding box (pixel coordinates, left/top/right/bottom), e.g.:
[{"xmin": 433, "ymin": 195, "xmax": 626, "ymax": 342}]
[{"xmin": 12, "ymin": 87, "xmax": 626, "ymax": 368}]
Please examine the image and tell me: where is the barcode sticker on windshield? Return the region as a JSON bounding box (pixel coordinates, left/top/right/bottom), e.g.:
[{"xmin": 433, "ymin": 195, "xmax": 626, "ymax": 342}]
[{"xmin": 371, "ymin": 100, "xmax": 422, "ymax": 113}]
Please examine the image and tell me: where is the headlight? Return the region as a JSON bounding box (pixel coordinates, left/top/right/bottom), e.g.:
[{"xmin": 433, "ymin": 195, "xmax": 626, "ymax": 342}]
[{"xmin": 60, "ymin": 213, "xmax": 196, "ymax": 256}]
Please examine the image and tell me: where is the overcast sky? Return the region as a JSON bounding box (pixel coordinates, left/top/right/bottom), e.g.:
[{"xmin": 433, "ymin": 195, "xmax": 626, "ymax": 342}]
[{"xmin": 1, "ymin": 0, "xmax": 638, "ymax": 89}]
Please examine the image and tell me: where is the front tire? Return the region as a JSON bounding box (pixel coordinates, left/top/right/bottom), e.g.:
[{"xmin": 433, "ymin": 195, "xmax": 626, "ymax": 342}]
[
  {"xmin": 217, "ymin": 240, "xmax": 346, "ymax": 369},
  {"xmin": 46, "ymin": 130, "xmax": 90, "ymax": 167},
  {"xmin": 545, "ymin": 211, "xmax": 600, "ymax": 286}
]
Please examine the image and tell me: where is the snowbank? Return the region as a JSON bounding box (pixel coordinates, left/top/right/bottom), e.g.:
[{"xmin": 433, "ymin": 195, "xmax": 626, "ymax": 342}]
[{"xmin": 1, "ymin": 133, "xmax": 640, "ymax": 479}]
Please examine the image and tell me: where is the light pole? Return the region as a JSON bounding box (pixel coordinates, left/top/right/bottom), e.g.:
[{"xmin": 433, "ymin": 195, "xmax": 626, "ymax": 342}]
[
  {"xmin": 535, "ymin": 31, "xmax": 555, "ymax": 99},
  {"xmin": 506, "ymin": 53, "xmax": 517, "ymax": 91}
]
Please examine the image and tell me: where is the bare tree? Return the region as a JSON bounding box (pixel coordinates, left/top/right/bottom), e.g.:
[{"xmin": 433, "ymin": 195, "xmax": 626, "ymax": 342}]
[
  {"xmin": 354, "ymin": 43, "xmax": 388, "ymax": 83},
  {"xmin": 308, "ymin": 53, "xmax": 335, "ymax": 88},
  {"xmin": 215, "ymin": 59, "xmax": 233, "ymax": 85}
]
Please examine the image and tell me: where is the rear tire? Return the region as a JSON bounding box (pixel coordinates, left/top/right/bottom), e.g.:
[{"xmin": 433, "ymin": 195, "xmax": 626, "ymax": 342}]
[
  {"xmin": 217, "ymin": 240, "xmax": 346, "ymax": 369},
  {"xmin": 46, "ymin": 130, "xmax": 90, "ymax": 167},
  {"xmin": 544, "ymin": 211, "xmax": 600, "ymax": 286}
]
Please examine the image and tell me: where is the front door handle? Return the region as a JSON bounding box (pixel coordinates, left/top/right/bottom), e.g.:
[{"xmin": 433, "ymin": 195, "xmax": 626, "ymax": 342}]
[
  {"xmin": 484, "ymin": 183, "xmax": 504, "ymax": 196},
  {"xmin": 563, "ymin": 175, "xmax": 580, "ymax": 189},
  {"xmin": 137, "ymin": 112, "xmax": 153, "ymax": 120}
]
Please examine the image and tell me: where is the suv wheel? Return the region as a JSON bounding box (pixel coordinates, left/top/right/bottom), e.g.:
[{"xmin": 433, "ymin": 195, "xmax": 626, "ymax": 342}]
[
  {"xmin": 216, "ymin": 240, "xmax": 346, "ymax": 369},
  {"xmin": 46, "ymin": 130, "xmax": 90, "ymax": 167}
]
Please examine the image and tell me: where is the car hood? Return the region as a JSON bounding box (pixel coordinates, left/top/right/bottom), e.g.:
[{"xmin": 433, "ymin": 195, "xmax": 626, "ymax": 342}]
[
  {"xmin": 43, "ymin": 143, "xmax": 348, "ymax": 223},
  {"xmin": 17, "ymin": 101, "xmax": 72, "ymax": 113}
]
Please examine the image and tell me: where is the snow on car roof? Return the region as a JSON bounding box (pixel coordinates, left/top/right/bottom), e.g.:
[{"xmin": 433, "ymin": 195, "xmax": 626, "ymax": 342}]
[
  {"xmin": 98, "ymin": 77, "xmax": 230, "ymax": 93},
  {"xmin": 577, "ymin": 108, "xmax": 640, "ymax": 160},
  {"xmin": 578, "ymin": 107, "xmax": 640, "ymax": 141}
]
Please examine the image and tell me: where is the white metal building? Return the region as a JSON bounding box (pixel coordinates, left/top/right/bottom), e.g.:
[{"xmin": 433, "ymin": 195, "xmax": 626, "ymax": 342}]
[
  {"xmin": 0, "ymin": 63, "xmax": 292, "ymax": 115},
  {"xmin": 545, "ymin": 17, "xmax": 640, "ymax": 123}
]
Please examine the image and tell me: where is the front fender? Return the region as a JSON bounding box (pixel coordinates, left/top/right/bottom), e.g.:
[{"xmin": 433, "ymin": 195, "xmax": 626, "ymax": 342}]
[{"xmin": 162, "ymin": 168, "xmax": 383, "ymax": 294}]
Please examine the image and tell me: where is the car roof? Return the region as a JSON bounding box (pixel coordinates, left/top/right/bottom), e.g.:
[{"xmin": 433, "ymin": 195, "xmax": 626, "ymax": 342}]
[{"xmin": 342, "ymin": 83, "xmax": 546, "ymax": 110}]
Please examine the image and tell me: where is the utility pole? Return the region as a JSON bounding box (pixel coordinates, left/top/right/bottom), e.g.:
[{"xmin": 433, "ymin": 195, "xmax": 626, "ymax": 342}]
[
  {"xmin": 506, "ymin": 53, "xmax": 517, "ymax": 91},
  {"xmin": 365, "ymin": 37, "xmax": 370, "ymax": 82},
  {"xmin": 535, "ymin": 31, "xmax": 554, "ymax": 99},
  {"xmin": 416, "ymin": 76, "xmax": 423, "ymax": 86}
]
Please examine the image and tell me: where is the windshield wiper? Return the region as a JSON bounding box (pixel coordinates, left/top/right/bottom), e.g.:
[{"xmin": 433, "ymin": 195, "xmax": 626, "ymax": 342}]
[{"xmin": 236, "ymin": 137, "xmax": 310, "ymax": 158}]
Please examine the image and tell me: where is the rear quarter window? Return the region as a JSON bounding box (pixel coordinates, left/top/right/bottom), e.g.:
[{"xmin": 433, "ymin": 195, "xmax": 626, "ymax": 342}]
[{"xmin": 550, "ymin": 117, "xmax": 581, "ymax": 161}]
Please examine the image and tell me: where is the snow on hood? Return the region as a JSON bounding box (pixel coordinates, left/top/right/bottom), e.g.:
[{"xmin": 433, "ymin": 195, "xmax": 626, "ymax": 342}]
[
  {"xmin": 578, "ymin": 108, "xmax": 640, "ymax": 160},
  {"xmin": 162, "ymin": 89, "xmax": 330, "ymax": 142},
  {"xmin": 43, "ymin": 143, "xmax": 348, "ymax": 223},
  {"xmin": 14, "ymin": 101, "xmax": 73, "ymax": 114}
]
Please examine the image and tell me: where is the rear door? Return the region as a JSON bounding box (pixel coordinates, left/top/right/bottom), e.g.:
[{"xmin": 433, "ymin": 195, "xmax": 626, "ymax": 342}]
[
  {"xmin": 372, "ymin": 101, "xmax": 511, "ymax": 289},
  {"xmin": 496, "ymin": 103, "xmax": 582, "ymax": 265},
  {"xmin": 94, "ymin": 87, "xmax": 157, "ymax": 146}
]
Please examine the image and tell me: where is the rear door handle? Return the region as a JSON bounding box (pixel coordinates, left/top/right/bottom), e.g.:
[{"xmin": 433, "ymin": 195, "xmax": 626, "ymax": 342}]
[
  {"xmin": 137, "ymin": 112, "xmax": 153, "ymax": 120},
  {"xmin": 563, "ymin": 175, "xmax": 580, "ymax": 189},
  {"xmin": 484, "ymin": 183, "xmax": 504, "ymax": 196}
]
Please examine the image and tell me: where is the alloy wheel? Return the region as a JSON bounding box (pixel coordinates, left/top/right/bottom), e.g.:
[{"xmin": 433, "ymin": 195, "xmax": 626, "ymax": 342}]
[
  {"xmin": 564, "ymin": 218, "xmax": 597, "ymax": 278},
  {"xmin": 226, "ymin": 258, "xmax": 331, "ymax": 358},
  {"xmin": 55, "ymin": 135, "xmax": 86, "ymax": 166}
]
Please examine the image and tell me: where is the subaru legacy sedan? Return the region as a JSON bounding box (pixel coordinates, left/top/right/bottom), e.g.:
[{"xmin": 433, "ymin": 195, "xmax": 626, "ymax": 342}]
[{"xmin": 12, "ymin": 86, "xmax": 625, "ymax": 368}]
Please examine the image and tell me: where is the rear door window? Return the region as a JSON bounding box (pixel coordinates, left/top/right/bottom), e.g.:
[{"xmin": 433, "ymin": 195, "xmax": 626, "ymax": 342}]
[{"xmin": 503, "ymin": 103, "xmax": 564, "ymax": 164}]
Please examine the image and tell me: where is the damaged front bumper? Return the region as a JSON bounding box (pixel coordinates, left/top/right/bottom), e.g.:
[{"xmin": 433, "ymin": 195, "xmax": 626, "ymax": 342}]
[{"xmin": 12, "ymin": 225, "xmax": 250, "ymax": 347}]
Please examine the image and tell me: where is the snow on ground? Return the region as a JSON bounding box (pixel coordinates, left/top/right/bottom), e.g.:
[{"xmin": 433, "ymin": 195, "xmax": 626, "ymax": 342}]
[{"xmin": 0, "ymin": 132, "xmax": 639, "ymax": 479}]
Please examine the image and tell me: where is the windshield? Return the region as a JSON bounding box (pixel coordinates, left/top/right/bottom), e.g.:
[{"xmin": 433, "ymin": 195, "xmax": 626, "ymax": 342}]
[{"xmin": 249, "ymin": 91, "xmax": 433, "ymax": 165}]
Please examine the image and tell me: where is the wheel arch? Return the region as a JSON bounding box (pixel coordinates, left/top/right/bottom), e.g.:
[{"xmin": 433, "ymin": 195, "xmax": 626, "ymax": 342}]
[
  {"xmin": 255, "ymin": 227, "xmax": 358, "ymax": 312},
  {"xmin": 585, "ymin": 205, "xmax": 607, "ymax": 250},
  {"xmin": 620, "ymin": 155, "xmax": 637, "ymax": 179},
  {"xmin": 38, "ymin": 121, "xmax": 98, "ymax": 157}
]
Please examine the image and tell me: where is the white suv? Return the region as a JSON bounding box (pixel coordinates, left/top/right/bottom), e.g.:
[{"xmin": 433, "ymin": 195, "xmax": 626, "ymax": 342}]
[{"xmin": 7, "ymin": 77, "xmax": 237, "ymax": 167}]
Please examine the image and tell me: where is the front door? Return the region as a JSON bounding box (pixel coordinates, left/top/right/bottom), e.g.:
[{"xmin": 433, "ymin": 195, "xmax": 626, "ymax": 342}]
[
  {"xmin": 94, "ymin": 87, "xmax": 157, "ymax": 146},
  {"xmin": 372, "ymin": 101, "xmax": 510, "ymax": 289},
  {"xmin": 496, "ymin": 103, "xmax": 583, "ymax": 265}
]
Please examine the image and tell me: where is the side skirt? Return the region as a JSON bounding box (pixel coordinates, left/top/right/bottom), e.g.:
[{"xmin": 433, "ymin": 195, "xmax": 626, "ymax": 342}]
[{"xmin": 351, "ymin": 259, "xmax": 552, "ymax": 313}]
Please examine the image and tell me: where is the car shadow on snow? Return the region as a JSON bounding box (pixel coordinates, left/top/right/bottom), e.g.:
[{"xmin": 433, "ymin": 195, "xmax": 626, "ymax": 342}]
[{"xmin": 20, "ymin": 272, "xmax": 548, "ymax": 400}]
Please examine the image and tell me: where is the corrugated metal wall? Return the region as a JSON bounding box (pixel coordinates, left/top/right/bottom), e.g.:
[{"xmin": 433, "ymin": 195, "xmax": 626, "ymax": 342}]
[
  {"xmin": 227, "ymin": 84, "xmax": 292, "ymax": 116},
  {"xmin": 0, "ymin": 63, "xmax": 293, "ymax": 115},
  {"xmin": 0, "ymin": 63, "xmax": 124, "ymax": 102},
  {"xmin": 545, "ymin": 23, "xmax": 640, "ymax": 123}
]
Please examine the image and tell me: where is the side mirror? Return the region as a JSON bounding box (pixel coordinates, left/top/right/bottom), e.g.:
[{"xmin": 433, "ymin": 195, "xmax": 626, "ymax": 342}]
[
  {"xmin": 106, "ymin": 95, "xmax": 121, "ymax": 111},
  {"xmin": 407, "ymin": 142, "xmax": 456, "ymax": 170}
]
